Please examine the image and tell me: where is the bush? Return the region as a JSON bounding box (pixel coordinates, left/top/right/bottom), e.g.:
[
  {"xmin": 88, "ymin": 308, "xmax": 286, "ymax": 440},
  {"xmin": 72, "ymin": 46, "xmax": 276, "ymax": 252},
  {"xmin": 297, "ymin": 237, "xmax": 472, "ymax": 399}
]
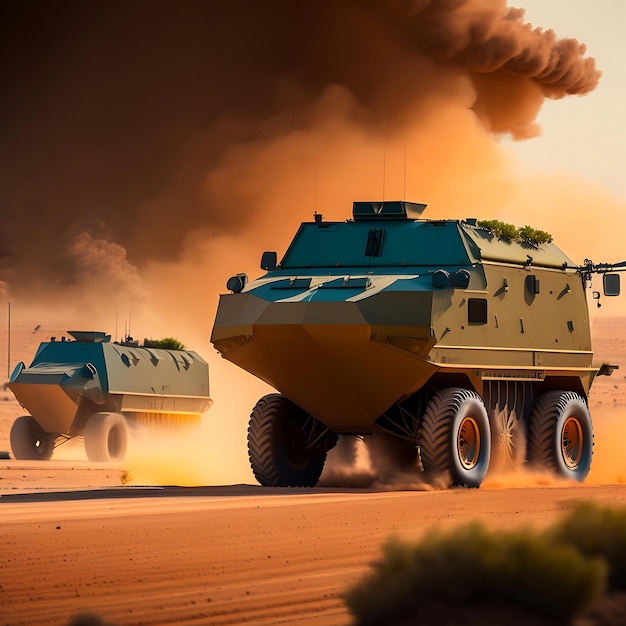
[
  {"xmin": 345, "ymin": 522, "xmax": 606, "ymax": 625},
  {"xmin": 0, "ymin": 451, "xmax": 10, "ymax": 460},
  {"xmin": 476, "ymin": 220, "xmax": 553, "ymax": 245},
  {"xmin": 518, "ymin": 225, "xmax": 553, "ymax": 244},
  {"xmin": 550, "ymin": 502, "xmax": 626, "ymax": 591},
  {"xmin": 143, "ymin": 337, "xmax": 186, "ymax": 350},
  {"xmin": 477, "ymin": 219, "xmax": 520, "ymax": 242}
]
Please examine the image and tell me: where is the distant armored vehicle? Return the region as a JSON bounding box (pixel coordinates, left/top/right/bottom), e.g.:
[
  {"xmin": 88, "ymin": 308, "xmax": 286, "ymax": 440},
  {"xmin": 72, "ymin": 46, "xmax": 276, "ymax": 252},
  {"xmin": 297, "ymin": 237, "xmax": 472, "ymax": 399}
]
[
  {"xmin": 211, "ymin": 200, "xmax": 624, "ymax": 488},
  {"xmin": 9, "ymin": 331, "xmax": 212, "ymax": 461}
]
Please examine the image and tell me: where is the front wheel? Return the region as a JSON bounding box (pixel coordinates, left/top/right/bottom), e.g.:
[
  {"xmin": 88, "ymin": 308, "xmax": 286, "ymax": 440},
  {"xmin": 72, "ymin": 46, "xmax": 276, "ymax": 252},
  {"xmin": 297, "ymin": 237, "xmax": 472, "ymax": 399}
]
[
  {"xmin": 527, "ymin": 391, "xmax": 593, "ymax": 481},
  {"xmin": 248, "ymin": 394, "xmax": 336, "ymax": 487},
  {"xmin": 10, "ymin": 415, "xmax": 55, "ymax": 460},
  {"xmin": 419, "ymin": 388, "xmax": 491, "ymax": 488},
  {"xmin": 84, "ymin": 412, "xmax": 129, "ymax": 462}
]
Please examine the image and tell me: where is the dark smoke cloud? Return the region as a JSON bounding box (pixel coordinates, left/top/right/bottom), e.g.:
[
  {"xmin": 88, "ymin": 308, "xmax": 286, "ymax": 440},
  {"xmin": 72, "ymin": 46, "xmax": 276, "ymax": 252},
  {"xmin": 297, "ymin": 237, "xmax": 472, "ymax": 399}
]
[
  {"xmin": 382, "ymin": 2, "xmax": 598, "ymax": 93},
  {"xmin": 0, "ymin": 0, "xmax": 600, "ymax": 302}
]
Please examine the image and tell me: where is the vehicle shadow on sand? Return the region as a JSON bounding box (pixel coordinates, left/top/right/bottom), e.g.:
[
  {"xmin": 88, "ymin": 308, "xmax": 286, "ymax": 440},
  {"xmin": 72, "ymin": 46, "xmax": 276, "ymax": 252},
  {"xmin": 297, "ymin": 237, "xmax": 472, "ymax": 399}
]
[{"xmin": 0, "ymin": 483, "xmax": 384, "ymax": 503}]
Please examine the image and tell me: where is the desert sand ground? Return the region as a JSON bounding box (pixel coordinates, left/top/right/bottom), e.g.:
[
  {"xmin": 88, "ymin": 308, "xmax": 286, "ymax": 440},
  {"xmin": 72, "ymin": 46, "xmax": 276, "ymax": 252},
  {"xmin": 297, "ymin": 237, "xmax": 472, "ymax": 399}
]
[
  {"xmin": 1, "ymin": 316, "xmax": 626, "ymax": 625},
  {"xmin": 3, "ymin": 480, "xmax": 626, "ymax": 626}
]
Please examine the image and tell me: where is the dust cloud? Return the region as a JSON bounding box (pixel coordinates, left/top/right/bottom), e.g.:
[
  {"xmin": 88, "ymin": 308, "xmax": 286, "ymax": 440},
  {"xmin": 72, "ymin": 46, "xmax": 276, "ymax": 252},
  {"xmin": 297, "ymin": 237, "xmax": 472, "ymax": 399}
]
[
  {"xmin": 123, "ymin": 422, "xmax": 235, "ymax": 487},
  {"xmin": 319, "ymin": 435, "xmax": 450, "ymax": 491},
  {"xmin": 1, "ymin": 1, "xmax": 624, "ymax": 486},
  {"xmin": 587, "ymin": 406, "xmax": 626, "ymax": 485}
]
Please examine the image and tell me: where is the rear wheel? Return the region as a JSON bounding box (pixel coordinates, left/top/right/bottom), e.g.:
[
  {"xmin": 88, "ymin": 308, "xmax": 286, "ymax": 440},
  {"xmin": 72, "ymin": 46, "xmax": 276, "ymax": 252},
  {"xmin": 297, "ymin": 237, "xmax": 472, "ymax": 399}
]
[
  {"xmin": 84, "ymin": 412, "xmax": 129, "ymax": 462},
  {"xmin": 10, "ymin": 415, "xmax": 55, "ymax": 460},
  {"xmin": 419, "ymin": 388, "xmax": 491, "ymax": 487},
  {"xmin": 527, "ymin": 391, "xmax": 593, "ymax": 481},
  {"xmin": 248, "ymin": 394, "xmax": 336, "ymax": 487}
]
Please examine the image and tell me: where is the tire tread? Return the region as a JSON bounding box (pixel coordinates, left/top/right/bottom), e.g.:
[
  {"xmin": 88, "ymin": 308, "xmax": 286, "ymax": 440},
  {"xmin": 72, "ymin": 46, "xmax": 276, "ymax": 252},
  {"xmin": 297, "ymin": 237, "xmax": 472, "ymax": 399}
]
[
  {"xmin": 247, "ymin": 394, "xmax": 328, "ymax": 487},
  {"xmin": 248, "ymin": 394, "xmax": 284, "ymax": 486},
  {"xmin": 419, "ymin": 387, "xmax": 476, "ymax": 473},
  {"xmin": 527, "ymin": 390, "xmax": 593, "ymax": 480}
]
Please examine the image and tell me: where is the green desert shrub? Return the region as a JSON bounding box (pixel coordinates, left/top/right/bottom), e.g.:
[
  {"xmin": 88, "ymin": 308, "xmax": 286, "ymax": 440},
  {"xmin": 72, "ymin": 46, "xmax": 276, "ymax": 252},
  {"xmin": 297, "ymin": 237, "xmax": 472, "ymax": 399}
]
[
  {"xmin": 476, "ymin": 220, "xmax": 553, "ymax": 246},
  {"xmin": 345, "ymin": 522, "xmax": 606, "ymax": 625},
  {"xmin": 477, "ymin": 219, "xmax": 520, "ymax": 242},
  {"xmin": 518, "ymin": 225, "xmax": 553, "ymax": 244},
  {"xmin": 0, "ymin": 450, "xmax": 10, "ymax": 460},
  {"xmin": 143, "ymin": 337, "xmax": 186, "ymax": 350},
  {"xmin": 550, "ymin": 502, "xmax": 626, "ymax": 591}
]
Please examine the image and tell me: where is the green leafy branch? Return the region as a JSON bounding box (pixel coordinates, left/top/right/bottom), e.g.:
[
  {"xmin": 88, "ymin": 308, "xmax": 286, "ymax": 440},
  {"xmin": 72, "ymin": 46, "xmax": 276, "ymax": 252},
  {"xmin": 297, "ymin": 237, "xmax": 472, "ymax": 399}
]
[
  {"xmin": 143, "ymin": 337, "xmax": 187, "ymax": 350},
  {"xmin": 477, "ymin": 219, "xmax": 553, "ymax": 245}
]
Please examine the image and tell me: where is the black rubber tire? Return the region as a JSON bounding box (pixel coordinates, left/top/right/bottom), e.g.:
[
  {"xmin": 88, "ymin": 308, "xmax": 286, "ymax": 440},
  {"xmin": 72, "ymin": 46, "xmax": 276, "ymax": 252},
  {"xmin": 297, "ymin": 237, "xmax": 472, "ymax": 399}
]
[
  {"xmin": 527, "ymin": 390, "xmax": 593, "ymax": 481},
  {"xmin": 10, "ymin": 415, "xmax": 55, "ymax": 460},
  {"xmin": 419, "ymin": 387, "xmax": 491, "ymax": 488},
  {"xmin": 248, "ymin": 394, "xmax": 331, "ymax": 487},
  {"xmin": 84, "ymin": 412, "xmax": 129, "ymax": 462}
]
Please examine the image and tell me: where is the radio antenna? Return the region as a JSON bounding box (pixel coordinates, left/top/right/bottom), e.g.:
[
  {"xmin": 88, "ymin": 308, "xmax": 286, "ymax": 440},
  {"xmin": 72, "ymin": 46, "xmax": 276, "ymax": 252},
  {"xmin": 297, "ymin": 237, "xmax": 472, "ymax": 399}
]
[
  {"xmin": 7, "ymin": 302, "xmax": 10, "ymax": 378},
  {"xmin": 404, "ymin": 142, "xmax": 407, "ymax": 200},
  {"xmin": 382, "ymin": 141, "xmax": 386, "ymax": 201}
]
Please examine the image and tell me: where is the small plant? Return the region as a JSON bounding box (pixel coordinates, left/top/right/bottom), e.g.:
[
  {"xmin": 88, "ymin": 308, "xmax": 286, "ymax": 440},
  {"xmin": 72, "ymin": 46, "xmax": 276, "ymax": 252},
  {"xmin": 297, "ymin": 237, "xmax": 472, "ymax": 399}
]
[
  {"xmin": 477, "ymin": 219, "xmax": 520, "ymax": 242},
  {"xmin": 0, "ymin": 451, "xmax": 10, "ymax": 460},
  {"xmin": 476, "ymin": 220, "xmax": 553, "ymax": 245},
  {"xmin": 345, "ymin": 521, "xmax": 606, "ymax": 625},
  {"xmin": 143, "ymin": 337, "xmax": 186, "ymax": 350},
  {"xmin": 550, "ymin": 502, "xmax": 626, "ymax": 591},
  {"xmin": 518, "ymin": 225, "xmax": 553, "ymax": 244},
  {"xmin": 120, "ymin": 469, "xmax": 132, "ymax": 485}
]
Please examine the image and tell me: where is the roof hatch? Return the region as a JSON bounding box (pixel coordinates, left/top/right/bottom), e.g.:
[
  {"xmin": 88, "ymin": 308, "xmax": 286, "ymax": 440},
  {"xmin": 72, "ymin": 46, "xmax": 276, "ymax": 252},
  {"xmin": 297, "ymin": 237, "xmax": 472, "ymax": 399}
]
[{"xmin": 352, "ymin": 200, "xmax": 427, "ymax": 220}]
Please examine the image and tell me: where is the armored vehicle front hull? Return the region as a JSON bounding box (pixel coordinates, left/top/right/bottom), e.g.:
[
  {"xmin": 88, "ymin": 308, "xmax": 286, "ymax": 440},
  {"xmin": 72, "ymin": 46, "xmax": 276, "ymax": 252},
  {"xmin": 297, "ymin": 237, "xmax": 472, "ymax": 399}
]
[{"xmin": 212, "ymin": 294, "xmax": 436, "ymax": 431}]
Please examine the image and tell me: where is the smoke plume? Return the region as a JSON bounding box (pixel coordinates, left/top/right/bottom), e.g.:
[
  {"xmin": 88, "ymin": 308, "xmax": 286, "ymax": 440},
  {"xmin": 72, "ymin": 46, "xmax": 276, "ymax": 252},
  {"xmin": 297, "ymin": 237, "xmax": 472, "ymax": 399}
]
[{"xmin": 0, "ymin": 0, "xmax": 601, "ymax": 309}]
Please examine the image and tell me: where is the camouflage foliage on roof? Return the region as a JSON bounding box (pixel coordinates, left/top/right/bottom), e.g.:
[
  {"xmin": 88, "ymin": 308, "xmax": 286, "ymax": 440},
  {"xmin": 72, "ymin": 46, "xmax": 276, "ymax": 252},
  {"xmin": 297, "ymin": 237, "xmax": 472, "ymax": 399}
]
[{"xmin": 476, "ymin": 220, "xmax": 553, "ymax": 245}]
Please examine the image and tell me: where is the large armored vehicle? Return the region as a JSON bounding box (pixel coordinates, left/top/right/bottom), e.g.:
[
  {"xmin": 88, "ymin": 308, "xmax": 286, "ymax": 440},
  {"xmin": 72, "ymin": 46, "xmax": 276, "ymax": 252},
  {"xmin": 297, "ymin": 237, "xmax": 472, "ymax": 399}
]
[
  {"xmin": 9, "ymin": 331, "xmax": 212, "ymax": 462},
  {"xmin": 212, "ymin": 200, "xmax": 624, "ymax": 488}
]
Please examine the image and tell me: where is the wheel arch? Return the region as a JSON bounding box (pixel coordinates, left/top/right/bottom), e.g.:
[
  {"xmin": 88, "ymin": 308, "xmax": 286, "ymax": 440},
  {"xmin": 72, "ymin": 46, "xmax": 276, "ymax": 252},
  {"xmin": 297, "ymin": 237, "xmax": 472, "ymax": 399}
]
[
  {"xmin": 536, "ymin": 376, "xmax": 588, "ymax": 400},
  {"xmin": 427, "ymin": 372, "xmax": 480, "ymax": 395}
]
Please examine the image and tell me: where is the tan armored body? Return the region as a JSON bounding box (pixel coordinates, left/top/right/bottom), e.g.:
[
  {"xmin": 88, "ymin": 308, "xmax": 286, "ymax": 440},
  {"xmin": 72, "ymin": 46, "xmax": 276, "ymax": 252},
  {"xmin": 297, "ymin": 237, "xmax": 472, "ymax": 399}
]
[
  {"xmin": 9, "ymin": 331, "xmax": 212, "ymax": 462},
  {"xmin": 212, "ymin": 201, "xmax": 623, "ymax": 488}
]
